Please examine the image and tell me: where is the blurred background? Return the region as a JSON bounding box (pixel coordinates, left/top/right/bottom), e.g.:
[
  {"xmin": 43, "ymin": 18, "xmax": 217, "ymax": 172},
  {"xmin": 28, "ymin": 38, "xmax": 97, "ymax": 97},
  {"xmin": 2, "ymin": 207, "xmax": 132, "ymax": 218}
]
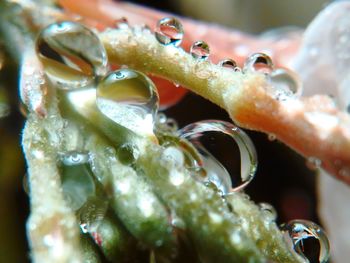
[{"xmin": 0, "ymin": 0, "xmax": 332, "ymax": 262}]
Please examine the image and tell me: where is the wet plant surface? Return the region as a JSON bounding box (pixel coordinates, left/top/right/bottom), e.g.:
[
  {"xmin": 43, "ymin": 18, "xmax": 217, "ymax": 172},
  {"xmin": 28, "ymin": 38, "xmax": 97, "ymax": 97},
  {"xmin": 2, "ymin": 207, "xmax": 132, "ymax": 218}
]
[{"xmin": 2, "ymin": 0, "xmax": 348, "ymax": 262}]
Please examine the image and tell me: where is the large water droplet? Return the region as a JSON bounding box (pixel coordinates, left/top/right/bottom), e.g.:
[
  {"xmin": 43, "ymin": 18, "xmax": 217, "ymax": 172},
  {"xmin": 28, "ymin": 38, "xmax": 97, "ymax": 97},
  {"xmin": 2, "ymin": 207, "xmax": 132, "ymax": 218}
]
[
  {"xmin": 243, "ymin": 53, "xmax": 273, "ymax": 74},
  {"xmin": 36, "ymin": 21, "xmax": 108, "ymax": 90},
  {"xmin": 155, "ymin": 17, "xmax": 184, "ymax": 47},
  {"xmin": 59, "ymin": 151, "xmax": 96, "ymax": 211},
  {"xmin": 269, "ymin": 68, "xmax": 302, "ymax": 99},
  {"xmin": 179, "ymin": 120, "xmax": 257, "ymax": 194},
  {"xmin": 190, "ymin": 41, "xmax": 210, "ymax": 60},
  {"xmin": 96, "ymin": 69, "xmax": 159, "ymax": 136},
  {"xmin": 281, "ymin": 219, "xmax": 330, "ymax": 263}
]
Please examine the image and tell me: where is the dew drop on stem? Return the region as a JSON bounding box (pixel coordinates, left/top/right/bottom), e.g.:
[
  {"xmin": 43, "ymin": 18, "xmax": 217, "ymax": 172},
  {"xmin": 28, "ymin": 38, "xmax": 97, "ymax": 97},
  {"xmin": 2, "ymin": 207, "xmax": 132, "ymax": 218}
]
[
  {"xmin": 218, "ymin": 58, "xmax": 237, "ymax": 69},
  {"xmin": 280, "ymin": 219, "xmax": 330, "ymax": 263},
  {"xmin": 178, "ymin": 120, "xmax": 258, "ymax": 194},
  {"xmin": 59, "ymin": 151, "xmax": 96, "ymax": 211},
  {"xmin": 96, "ymin": 69, "xmax": 159, "ymax": 136},
  {"xmin": 243, "ymin": 53, "xmax": 273, "ymax": 74},
  {"xmin": 78, "ymin": 196, "xmax": 108, "ymax": 234},
  {"xmin": 190, "ymin": 41, "xmax": 210, "ymax": 60},
  {"xmin": 155, "ymin": 17, "xmax": 184, "ymax": 47},
  {"xmin": 36, "ymin": 21, "xmax": 108, "ymax": 90},
  {"xmin": 269, "ymin": 68, "xmax": 303, "ymax": 100}
]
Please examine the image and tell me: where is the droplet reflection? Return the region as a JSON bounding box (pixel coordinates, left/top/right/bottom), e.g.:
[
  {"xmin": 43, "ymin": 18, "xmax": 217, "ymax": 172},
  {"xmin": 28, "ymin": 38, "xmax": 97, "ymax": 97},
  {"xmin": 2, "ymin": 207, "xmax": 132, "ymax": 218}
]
[
  {"xmin": 36, "ymin": 21, "xmax": 108, "ymax": 90},
  {"xmin": 179, "ymin": 120, "xmax": 257, "ymax": 194},
  {"xmin": 190, "ymin": 41, "xmax": 210, "ymax": 60},
  {"xmin": 96, "ymin": 69, "xmax": 159, "ymax": 136},
  {"xmin": 281, "ymin": 219, "xmax": 330, "ymax": 263},
  {"xmin": 155, "ymin": 17, "xmax": 184, "ymax": 47}
]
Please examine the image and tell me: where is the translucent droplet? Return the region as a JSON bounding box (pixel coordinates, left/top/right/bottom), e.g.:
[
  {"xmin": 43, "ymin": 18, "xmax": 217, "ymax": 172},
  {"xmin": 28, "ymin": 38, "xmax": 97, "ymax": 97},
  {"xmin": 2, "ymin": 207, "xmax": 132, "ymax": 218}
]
[
  {"xmin": 60, "ymin": 151, "xmax": 89, "ymax": 166},
  {"xmin": 78, "ymin": 196, "xmax": 108, "ymax": 233},
  {"xmin": 190, "ymin": 41, "xmax": 210, "ymax": 60},
  {"xmin": 162, "ymin": 146, "xmax": 185, "ymax": 167},
  {"xmin": 117, "ymin": 143, "xmax": 140, "ymax": 165},
  {"xmin": 59, "ymin": 152, "xmax": 96, "ymax": 211},
  {"xmin": 218, "ymin": 58, "xmax": 237, "ymax": 69},
  {"xmin": 155, "ymin": 113, "xmax": 178, "ymax": 133},
  {"xmin": 96, "ymin": 69, "xmax": 159, "ymax": 136},
  {"xmin": 155, "ymin": 17, "xmax": 184, "ymax": 47},
  {"xmin": 155, "ymin": 112, "xmax": 167, "ymax": 124},
  {"xmin": 258, "ymin": 202, "xmax": 277, "ymax": 221},
  {"xmin": 306, "ymin": 156, "xmax": 322, "ymax": 171},
  {"xmin": 281, "ymin": 219, "xmax": 330, "ymax": 263},
  {"xmin": 179, "ymin": 120, "xmax": 258, "ymax": 194},
  {"xmin": 268, "ymin": 133, "xmax": 276, "ymax": 141},
  {"xmin": 36, "ymin": 21, "xmax": 108, "ymax": 90},
  {"xmin": 114, "ymin": 17, "xmax": 129, "ymax": 29},
  {"xmin": 269, "ymin": 68, "xmax": 302, "ymax": 99},
  {"xmin": 243, "ymin": 53, "xmax": 273, "ymax": 74}
]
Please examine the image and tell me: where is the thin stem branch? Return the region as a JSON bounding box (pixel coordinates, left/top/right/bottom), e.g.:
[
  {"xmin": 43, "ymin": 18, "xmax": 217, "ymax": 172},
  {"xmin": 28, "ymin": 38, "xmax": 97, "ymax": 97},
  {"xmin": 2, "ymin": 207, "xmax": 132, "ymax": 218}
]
[{"xmin": 101, "ymin": 27, "xmax": 350, "ymax": 184}]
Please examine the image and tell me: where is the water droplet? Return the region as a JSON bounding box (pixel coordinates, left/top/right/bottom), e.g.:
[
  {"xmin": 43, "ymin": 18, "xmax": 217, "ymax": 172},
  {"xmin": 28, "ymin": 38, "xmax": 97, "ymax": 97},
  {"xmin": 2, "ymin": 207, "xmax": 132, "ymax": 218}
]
[
  {"xmin": 155, "ymin": 17, "xmax": 184, "ymax": 47},
  {"xmin": 114, "ymin": 17, "xmax": 129, "ymax": 29},
  {"xmin": 267, "ymin": 133, "xmax": 276, "ymax": 141},
  {"xmin": 306, "ymin": 157, "xmax": 322, "ymax": 171},
  {"xmin": 243, "ymin": 53, "xmax": 273, "ymax": 74},
  {"xmin": 258, "ymin": 202, "xmax": 277, "ymax": 221},
  {"xmin": 178, "ymin": 120, "xmax": 258, "ymax": 194},
  {"xmin": 78, "ymin": 196, "xmax": 108, "ymax": 233},
  {"xmin": 269, "ymin": 68, "xmax": 302, "ymax": 99},
  {"xmin": 173, "ymin": 81, "xmax": 180, "ymax": 88},
  {"xmin": 59, "ymin": 153, "xmax": 96, "ymax": 211},
  {"xmin": 155, "ymin": 113, "xmax": 167, "ymax": 124},
  {"xmin": 347, "ymin": 104, "xmax": 350, "ymax": 113},
  {"xmin": 117, "ymin": 143, "xmax": 140, "ymax": 165},
  {"xmin": 36, "ymin": 21, "xmax": 108, "ymax": 90},
  {"xmin": 96, "ymin": 69, "xmax": 159, "ymax": 136},
  {"xmin": 190, "ymin": 41, "xmax": 210, "ymax": 60},
  {"xmin": 281, "ymin": 219, "xmax": 330, "ymax": 263},
  {"xmin": 59, "ymin": 151, "xmax": 89, "ymax": 166},
  {"xmin": 218, "ymin": 58, "xmax": 237, "ymax": 69},
  {"xmin": 162, "ymin": 146, "xmax": 185, "ymax": 167}
]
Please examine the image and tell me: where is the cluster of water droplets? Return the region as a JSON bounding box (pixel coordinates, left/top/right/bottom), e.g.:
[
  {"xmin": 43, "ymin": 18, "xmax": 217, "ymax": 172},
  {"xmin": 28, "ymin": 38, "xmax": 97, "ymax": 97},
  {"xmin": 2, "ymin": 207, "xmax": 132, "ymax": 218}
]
[{"xmin": 34, "ymin": 19, "xmax": 331, "ymax": 261}]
